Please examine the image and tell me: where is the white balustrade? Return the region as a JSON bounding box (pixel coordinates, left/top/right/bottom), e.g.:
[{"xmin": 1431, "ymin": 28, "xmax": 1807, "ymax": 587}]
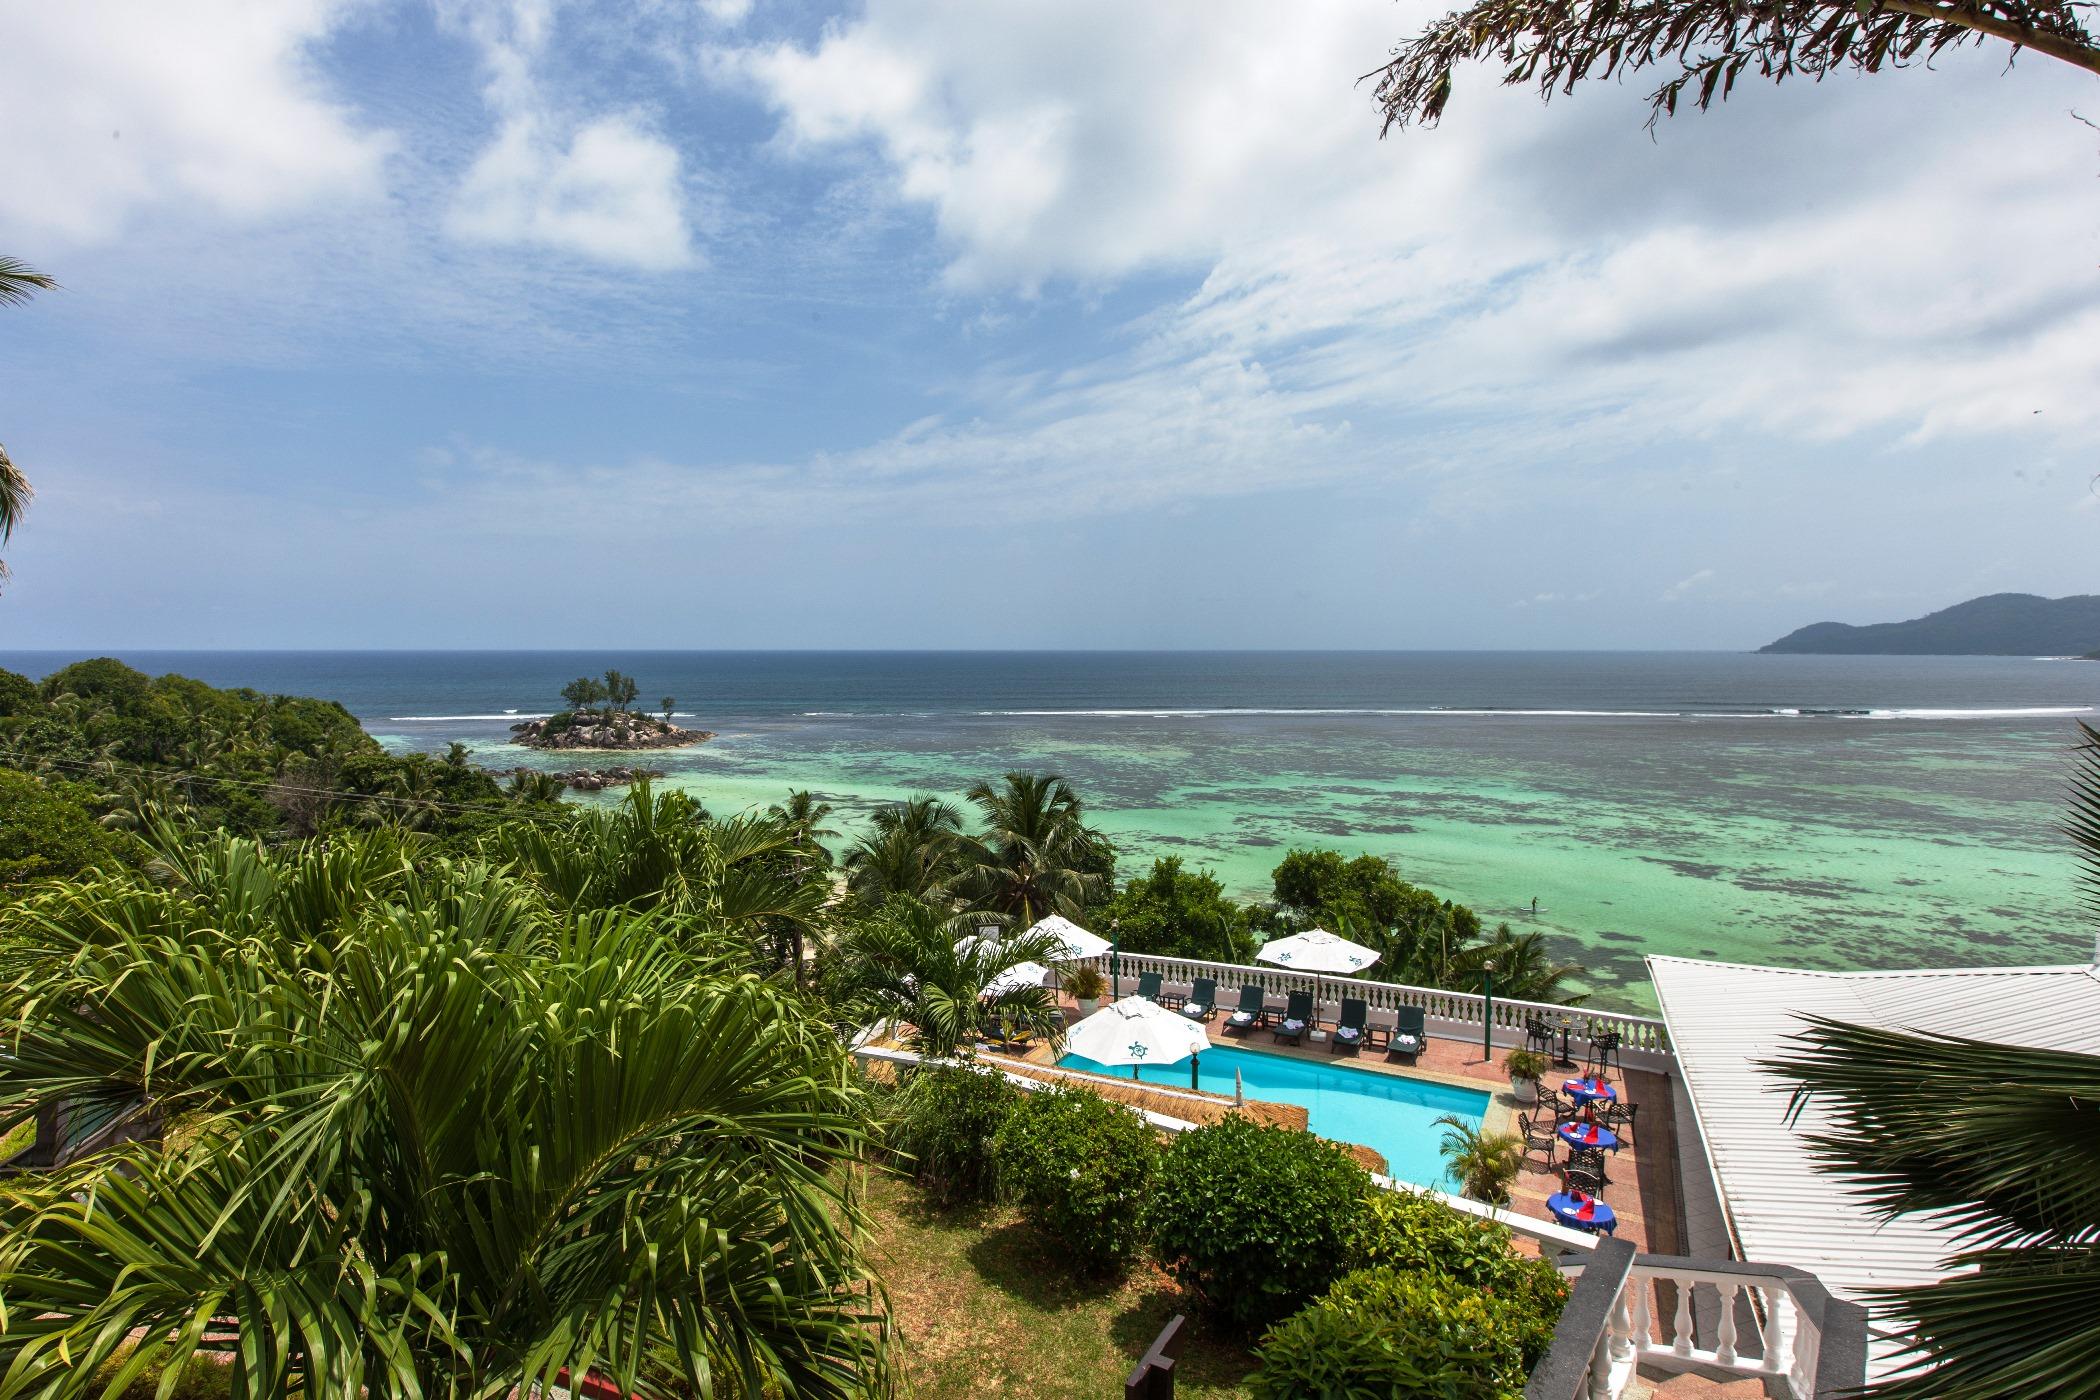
[
  {"xmin": 1592, "ymin": 1259, "xmax": 1847, "ymax": 1397},
  {"xmin": 1086, "ymin": 949, "xmax": 1673, "ymax": 1063}
]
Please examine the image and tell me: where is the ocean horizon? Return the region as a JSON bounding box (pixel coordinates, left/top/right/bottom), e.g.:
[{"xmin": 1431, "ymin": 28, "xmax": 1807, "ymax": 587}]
[{"xmin": 8, "ymin": 647, "xmax": 2094, "ymax": 1012}]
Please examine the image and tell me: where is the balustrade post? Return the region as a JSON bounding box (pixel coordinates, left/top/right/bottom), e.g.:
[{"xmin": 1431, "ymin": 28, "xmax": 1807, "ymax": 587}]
[
  {"xmin": 1671, "ymin": 1281, "xmax": 1694, "ymax": 1358},
  {"xmin": 1714, "ymin": 1282, "xmax": 1740, "ymax": 1366},
  {"xmin": 1608, "ymin": 1278, "xmax": 1637, "ymax": 1367}
]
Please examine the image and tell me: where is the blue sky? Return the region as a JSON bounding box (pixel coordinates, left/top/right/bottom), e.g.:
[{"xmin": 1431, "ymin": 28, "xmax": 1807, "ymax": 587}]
[{"xmin": 1, "ymin": 0, "xmax": 2095, "ymax": 650}]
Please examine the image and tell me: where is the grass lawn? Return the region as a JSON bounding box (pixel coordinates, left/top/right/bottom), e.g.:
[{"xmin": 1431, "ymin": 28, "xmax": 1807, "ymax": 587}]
[{"xmin": 860, "ymin": 1171, "xmax": 1258, "ymax": 1400}]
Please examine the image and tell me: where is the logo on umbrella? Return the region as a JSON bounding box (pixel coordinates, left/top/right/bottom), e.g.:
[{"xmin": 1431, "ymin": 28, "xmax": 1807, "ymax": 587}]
[{"xmin": 1128, "ymin": 1043, "xmax": 1149, "ymax": 1058}]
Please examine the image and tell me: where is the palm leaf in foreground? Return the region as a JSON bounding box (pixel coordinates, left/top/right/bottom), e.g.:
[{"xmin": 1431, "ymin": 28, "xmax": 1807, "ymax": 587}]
[
  {"xmin": 1761, "ymin": 1018, "xmax": 2100, "ymax": 1396},
  {"xmin": 0, "ymin": 840, "xmax": 889, "ymax": 1399}
]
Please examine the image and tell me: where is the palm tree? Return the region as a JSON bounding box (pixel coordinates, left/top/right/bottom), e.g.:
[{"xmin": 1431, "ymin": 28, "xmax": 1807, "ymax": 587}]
[
  {"xmin": 0, "ymin": 830, "xmax": 888, "ymax": 1397},
  {"xmin": 842, "ymin": 795, "xmax": 968, "ymax": 906},
  {"xmin": 505, "ymin": 768, "xmax": 569, "ymax": 803},
  {"xmin": 490, "ymin": 782, "xmax": 829, "ymax": 958},
  {"xmin": 1756, "ymin": 721, "xmax": 2100, "ymax": 1395},
  {"xmin": 770, "ymin": 789, "xmax": 840, "ymax": 870},
  {"xmin": 824, "ymin": 896, "xmax": 1065, "ymax": 1059},
  {"xmin": 954, "ymin": 771, "xmax": 1111, "ymax": 925},
  {"xmin": 1436, "ymin": 1113, "xmax": 1525, "ymax": 1205},
  {"xmin": 1481, "ymin": 926, "xmax": 1584, "ymax": 1004},
  {"xmin": 0, "ymin": 258, "xmax": 56, "ymax": 581}
]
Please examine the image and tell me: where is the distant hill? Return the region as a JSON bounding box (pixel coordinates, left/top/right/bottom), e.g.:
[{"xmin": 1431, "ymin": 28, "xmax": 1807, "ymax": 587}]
[{"xmin": 1760, "ymin": 593, "xmax": 2100, "ymax": 656}]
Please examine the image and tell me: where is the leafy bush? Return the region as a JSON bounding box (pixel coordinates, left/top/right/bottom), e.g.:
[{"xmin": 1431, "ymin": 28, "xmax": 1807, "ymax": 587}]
[
  {"xmin": 1144, "ymin": 1116, "xmax": 1372, "ymax": 1328},
  {"xmin": 991, "ymin": 1085, "xmax": 1156, "ymax": 1273},
  {"xmin": 1348, "ymin": 1190, "xmax": 1568, "ymax": 1368},
  {"xmin": 0, "ymin": 770, "xmax": 144, "ymax": 889},
  {"xmin": 1064, "ymin": 961, "xmax": 1107, "ymax": 1000},
  {"xmin": 1252, "ymin": 1266, "xmax": 1532, "ymax": 1399},
  {"xmin": 1436, "ymin": 1114, "xmax": 1525, "ymax": 1205},
  {"xmin": 887, "ymin": 1063, "xmax": 1021, "ymax": 1204}
]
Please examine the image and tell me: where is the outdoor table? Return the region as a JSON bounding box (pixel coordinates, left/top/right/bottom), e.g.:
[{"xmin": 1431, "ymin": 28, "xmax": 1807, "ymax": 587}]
[
  {"xmin": 1558, "ymin": 1120, "xmax": 1621, "ymax": 1153},
  {"xmin": 1561, "ymin": 1076, "xmax": 1616, "ymax": 1106},
  {"xmin": 1551, "ymin": 1014, "xmax": 1578, "ymax": 1067},
  {"xmin": 1547, "ymin": 1191, "xmax": 1617, "ymax": 1235}
]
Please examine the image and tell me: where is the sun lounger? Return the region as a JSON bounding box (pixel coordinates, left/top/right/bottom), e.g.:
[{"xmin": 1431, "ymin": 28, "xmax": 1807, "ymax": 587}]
[
  {"xmin": 1387, "ymin": 1004, "xmax": 1427, "ymax": 1063},
  {"xmin": 1136, "ymin": 971, "xmax": 1163, "ymax": 1002},
  {"xmin": 1223, "ymin": 984, "xmax": 1264, "ymax": 1033},
  {"xmin": 1270, "ymin": 990, "xmax": 1314, "ymax": 1046},
  {"xmin": 1330, "ymin": 997, "xmax": 1369, "ymax": 1054},
  {"xmin": 1179, "ymin": 976, "xmax": 1218, "ymax": 1022}
]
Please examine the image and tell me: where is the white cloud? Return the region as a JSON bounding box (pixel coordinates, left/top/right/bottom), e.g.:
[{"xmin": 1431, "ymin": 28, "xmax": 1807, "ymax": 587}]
[
  {"xmin": 1662, "ymin": 569, "xmax": 1717, "ymax": 603},
  {"xmin": 0, "ymin": 0, "xmax": 389, "ymax": 246},
  {"xmin": 448, "ymin": 114, "xmax": 696, "ymax": 270},
  {"xmin": 442, "ymin": 0, "xmax": 696, "ymax": 270},
  {"xmin": 696, "ymin": 0, "xmax": 755, "ymax": 25},
  {"xmin": 724, "ymin": 0, "xmax": 2100, "ymax": 473}
]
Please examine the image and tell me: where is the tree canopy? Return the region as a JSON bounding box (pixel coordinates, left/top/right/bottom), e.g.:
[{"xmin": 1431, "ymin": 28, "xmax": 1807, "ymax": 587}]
[{"xmin": 1369, "ymin": 0, "xmax": 2100, "ymax": 133}]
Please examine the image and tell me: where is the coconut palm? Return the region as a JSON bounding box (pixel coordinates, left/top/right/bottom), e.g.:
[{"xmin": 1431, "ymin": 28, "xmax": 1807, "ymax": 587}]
[
  {"xmin": 953, "ymin": 771, "xmax": 1111, "ymax": 925},
  {"xmin": 824, "ymin": 896, "xmax": 1065, "ymax": 1059},
  {"xmin": 842, "ymin": 795, "xmax": 968, "ymax": 906},
  {"xmin": 770, "ymin": 789, "xmax": 840, "ymax": 869},
  {"xmin": 1481, "ymin": 925, "xmax": 1584, "ymax": 1004},
  {"xmin": 0, "ymin": 830, "xmax": 888, "ymax": 1398},
  {"xmin": 1436, "ymin": 1113, "xmax": 1526, "ymax": 1204},
  {"xmin": 505, "ymin": 768, "xmax": 569, "ymax": 803},
  {"xmin": 1757, "ymin": 720, "xmax": 2100, "ymax": 1396},
  {"xmin": 489, "ymin": 781, "xmax": 829, "ymax": 962}
]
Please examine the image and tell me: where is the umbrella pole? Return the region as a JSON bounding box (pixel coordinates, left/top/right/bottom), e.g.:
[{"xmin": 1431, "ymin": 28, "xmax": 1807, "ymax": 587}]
[{"xmin": 1132, "ymin": 1065, "xmax": 1140, "ymax": 1082}]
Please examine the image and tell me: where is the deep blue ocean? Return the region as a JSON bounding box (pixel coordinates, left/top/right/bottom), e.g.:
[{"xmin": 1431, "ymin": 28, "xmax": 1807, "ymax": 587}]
[{"xmin": 6, "ymin": 649, "xmax": 2095, "ymax": 1009}]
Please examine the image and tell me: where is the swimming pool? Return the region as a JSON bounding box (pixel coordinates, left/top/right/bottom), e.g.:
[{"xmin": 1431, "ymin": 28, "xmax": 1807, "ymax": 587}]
[{"xmin": 1054, "ymin": 1042, "xmax": 1492, "ymax": 1191}]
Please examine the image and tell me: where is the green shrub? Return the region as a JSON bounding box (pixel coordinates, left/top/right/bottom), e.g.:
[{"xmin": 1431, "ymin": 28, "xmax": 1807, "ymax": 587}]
[
  {"xmin": 990, "ymin": 1085, "xmax": 1156, "ymax": 1274},
  {"xmin": 1348, "ymin": 1190, "xmax": 1569, "ymax": 1368},
  {"xmin": 887, "ymin": 1063, "xmax": 1021, "ymax": 1204},
  {"xmin": 0, "ymin": 770, "xmax": 145, "ymax": 889},
  {"xmin": 1143, "ymin": 1116, "xmax": 1372, "ymax": 1329},
  {"xmin": 1252, "ymin": 1266, "xmax": 1531, "ymax": 1399}
]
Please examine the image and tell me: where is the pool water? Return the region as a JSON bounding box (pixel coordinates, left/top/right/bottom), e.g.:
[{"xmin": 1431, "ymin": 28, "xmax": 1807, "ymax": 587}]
[{"xmin": 1055, "ymin": 1041, "xmax": 1491, "ymax": 1191}]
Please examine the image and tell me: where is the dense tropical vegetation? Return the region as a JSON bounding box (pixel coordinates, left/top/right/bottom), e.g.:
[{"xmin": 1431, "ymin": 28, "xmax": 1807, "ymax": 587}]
[
  {"xmin": 0, "ymin": 659, "xmax": 548, "ymax": 853},
  {"xmin": 0, "ymin": 659, "xmax": 1635, "ymax": 1397},
  {"xmin": 0, "ymin": 824, "xmax": 886, "ymax": 1399}
]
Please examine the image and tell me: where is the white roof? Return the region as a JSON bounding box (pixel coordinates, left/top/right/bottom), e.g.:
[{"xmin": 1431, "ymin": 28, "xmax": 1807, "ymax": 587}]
[{"xmin": 1648, "ymin": 955, "xmax": 2100, "ymax": 1374}]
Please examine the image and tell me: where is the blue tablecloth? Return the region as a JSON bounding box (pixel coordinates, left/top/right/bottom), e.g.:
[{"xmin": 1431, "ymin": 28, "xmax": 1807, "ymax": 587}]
[
  {"xmin": 1562, "ymin": 1076, "xmax": 1616, "ymax": 1106},
  {"xmin": 1547, "ymin": 1191, "xmax": 1617, "ymax": 1234},
  {"xmin": 1558, "ymin": 1121, "xmax": 1621, "ymax": 1152}
]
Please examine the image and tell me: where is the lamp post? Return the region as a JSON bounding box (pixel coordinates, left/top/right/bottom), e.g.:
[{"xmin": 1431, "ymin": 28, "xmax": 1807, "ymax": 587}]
[
  {"xmin": 1481, "ymin": 959, "xmax": 1497, "ymax": 1065},
  {"xmin": 1110, "ymin": 918, "xmax": 1122, "ymax": 1000}
]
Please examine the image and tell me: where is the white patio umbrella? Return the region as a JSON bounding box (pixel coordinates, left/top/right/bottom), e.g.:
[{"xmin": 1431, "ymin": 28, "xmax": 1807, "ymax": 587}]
[
  {"xmin": 1065, "ymin": 994, "xmax": 1210, "ymax": 1081},
  {"xmin": 981, "ymin": 960, "xmax": 1053, "ymax": 997},
  {"xmin": 1022, "ymin": 913, "xmax": 1112, "ymax": 962},
  {"xmin": 1254, "ymin": 927, "xmax": 1380, "ymax": 974}
]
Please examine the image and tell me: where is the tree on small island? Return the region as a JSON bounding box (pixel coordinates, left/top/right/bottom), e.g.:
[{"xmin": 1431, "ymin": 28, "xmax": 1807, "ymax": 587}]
[
  {"xmin": 661, "ymin": 696, "xmax": 675, "ymax": 723},
  {"xmin": 603, "ymin": 670, "xmax": 639, "ymax": 713},
  {"xmin": 560, "ymin": 676, "xmax": 607, "ymax": 715}
]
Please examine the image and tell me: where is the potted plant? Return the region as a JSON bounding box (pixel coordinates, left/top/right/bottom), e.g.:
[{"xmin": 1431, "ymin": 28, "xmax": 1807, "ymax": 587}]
[
  {"xmin": 1504, "ymin": 1047, "xmax": 1549, "ymax": 1105},
  {"xmin": 1066, "ymin": 963, "xmax": 1107, "ymax": 1016}
]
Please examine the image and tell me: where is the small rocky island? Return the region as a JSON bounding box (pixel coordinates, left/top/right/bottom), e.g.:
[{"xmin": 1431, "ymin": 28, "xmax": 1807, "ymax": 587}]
[{"xmin": 511, "ymin": 671, "xmax": 714, "ymax": 752}]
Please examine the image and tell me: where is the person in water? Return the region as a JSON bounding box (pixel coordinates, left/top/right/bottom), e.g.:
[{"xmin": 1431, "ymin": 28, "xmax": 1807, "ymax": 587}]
[{"xmin": 1531, "ymin": 896, "xmax": 1539, "ymax": 915}]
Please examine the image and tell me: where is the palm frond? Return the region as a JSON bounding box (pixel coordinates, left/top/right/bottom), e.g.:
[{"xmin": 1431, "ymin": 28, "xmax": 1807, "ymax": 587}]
[
  {"xmin": 2068, "ymin": 721, "xmax": 2100, "ymax": 927},
  {"xmin": 1762, "ymin": 1017, "xmax": 2100, "ymax": 1250}
]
